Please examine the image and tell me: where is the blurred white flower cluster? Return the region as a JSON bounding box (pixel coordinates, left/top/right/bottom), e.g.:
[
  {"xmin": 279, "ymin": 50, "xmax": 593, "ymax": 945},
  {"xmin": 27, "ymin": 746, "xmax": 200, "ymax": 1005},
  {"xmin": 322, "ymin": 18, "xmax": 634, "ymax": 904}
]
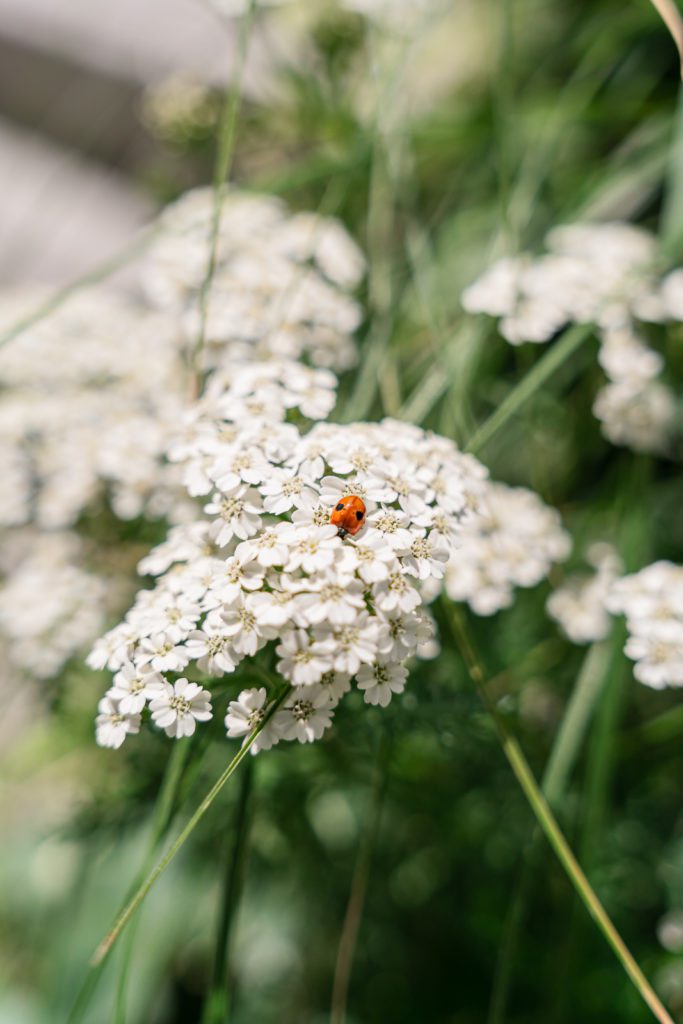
[
  {"xmin": 90, "ymin": 361, "xmax": 490, "ymax": 750},
  {"xmin": 0, "ymin": 188, "xmax": 365, "ymax": 532},
  {"xmin": 142, "ymin": 187, "xmax": 365, "ymax": 373},
  {"xmin": 461, "ymin": 221, "xmax": 679, "ymax": 453},
  {"xmin": 547, "ymin": 549, "xmax": 683, "ymax": 691},
  {"xmin": 0, "ymin": 288, "xmax": 188, "ymax": 528},
  {"xmin": 0, "ymin": 531, "xmax": 106, "ymax": 680},
  {"xmin": 608, "ymin": 562, "xmax": 683, "ymax": 689},
  {"xmin": 547, "ymin": 542, "xmax": 623, "ymax": 644},
  {"xmin": 0, "ymin": 186, "xmax": 366, "ymax": 695},
  {"xmin": 444, "ymin": 482, "xmax": 571, "ymax": 615}
]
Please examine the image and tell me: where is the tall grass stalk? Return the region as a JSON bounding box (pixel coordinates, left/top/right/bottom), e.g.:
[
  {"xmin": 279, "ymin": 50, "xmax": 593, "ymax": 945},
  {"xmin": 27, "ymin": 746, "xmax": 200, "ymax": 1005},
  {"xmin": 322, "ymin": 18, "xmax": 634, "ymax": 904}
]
[
  {"xmin": 448, "ymin": 607, "xmax": 675, "ymax": 1024},
  {"xmin": 330, "ymin": 729, "xmax": 390, "ymax": 1024},
  {"xmin": 91, "ymin": 686, "xmax": 291, "ymax": 967},
  {"xmin": 191, "ymin": 0, "xmax": 256, "ymax": 397},
  {"xmin": 201, "ymin": 758, "xmax": 255, "ymax": 1024},
  {"xmin": 465, "ymin": 322, "xmax": 594, "ymax": 456},
  {"xmin": 487, "ymin": 638, "xmax": 615, "ymax": 1024},
  {"xmin": 68, "ymin": 739, "xmax": 193, "ymax": 1024},
  {"xmin": 113, "ymin": 739, "xmax": 194, "ymax": 1024}
]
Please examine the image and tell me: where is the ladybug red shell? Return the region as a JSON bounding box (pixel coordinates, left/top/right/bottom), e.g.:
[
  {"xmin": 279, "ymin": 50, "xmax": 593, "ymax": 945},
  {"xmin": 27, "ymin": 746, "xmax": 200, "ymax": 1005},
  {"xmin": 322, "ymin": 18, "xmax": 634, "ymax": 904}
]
[{"xmin": 330, "ymin": 494, "xmax": 367, "ymax": 537}]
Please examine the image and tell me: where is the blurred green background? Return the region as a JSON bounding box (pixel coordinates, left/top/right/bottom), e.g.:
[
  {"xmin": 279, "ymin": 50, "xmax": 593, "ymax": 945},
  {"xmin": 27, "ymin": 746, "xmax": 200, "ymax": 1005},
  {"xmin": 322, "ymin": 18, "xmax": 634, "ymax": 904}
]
[{"xmin": 2, "ymin": 1, "xmax": 683, "ymax": 1022}]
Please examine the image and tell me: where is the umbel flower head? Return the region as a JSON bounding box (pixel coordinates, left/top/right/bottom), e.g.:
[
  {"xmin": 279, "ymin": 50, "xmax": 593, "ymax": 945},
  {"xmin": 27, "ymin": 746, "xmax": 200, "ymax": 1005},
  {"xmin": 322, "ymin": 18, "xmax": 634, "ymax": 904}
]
[
  {"xmin": 89, "ymin": 360, "xmax": 489, "ymax": 753},
  {"xmin": 461, "ymin": 221, "xmax": 679, "ymax": 454},
  {"xmin": 607, "ymin": 561, "xmax": 683, "ymax": 689},
  {"xmin": 141, "ymin": 186, "xmax": 365, "ymax": 373}
]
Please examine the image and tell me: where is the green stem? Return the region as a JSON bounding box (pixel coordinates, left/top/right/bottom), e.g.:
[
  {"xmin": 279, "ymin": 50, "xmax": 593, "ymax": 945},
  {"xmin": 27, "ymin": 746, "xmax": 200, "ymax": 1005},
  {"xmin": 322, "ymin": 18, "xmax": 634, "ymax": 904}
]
[
  {"xmin": 191, "ymin": 0, "xmax": 255, "ymax": 395},
  {"xmin": 541, "ymin": 640, "xmax": 613, "ymax": 808},
  {"xmin": 330, "ymin": 730, "xmax": 390, "ymax": 1024},
  {"xmin": 91, "ymin": 687, "xmax": 290, "ymax": 967},
  {"xmin": 67, "ymin": 740, "xmax": 192, "ymax": 1024},
  {"xmin": 201, "ymin": 758, "xmax": 255, "ymax": 1024},
  {"xmin": 465, "ymin": 323, "xmax": 593, "ymax": 456},
  {"xmin": 487, "ymin": 638, "xmax": 614, "ymax": 1024},
  {"xmin": 0, "ymin": 229, "xmax": 156, "ymax": 351},
  {"xmin": 113, "ymin": 740, "xmax": 193, "ymax": 1024},
  {"xmin": 448, "ymin": 608, "xmax": 674, "ymax": 1024}
]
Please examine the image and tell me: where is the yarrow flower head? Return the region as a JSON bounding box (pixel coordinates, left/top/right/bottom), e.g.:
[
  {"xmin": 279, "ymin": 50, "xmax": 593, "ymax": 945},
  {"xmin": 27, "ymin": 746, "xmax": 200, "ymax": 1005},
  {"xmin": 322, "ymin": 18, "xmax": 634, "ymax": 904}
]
[
  {"xmin": 141, "ymin": 186, "xmax": 365, "ymax": 373},
  {"xmin": 443, "ymin": 482, "xmax": 570, "ymax": 615},
  {"xmin": 461, "ymin": 221, "xmax": 679, "ymax": 454},
  {"xmin": 547, "ymin": 542, "xmax": 623, "ymax": 645},
  {"xmin": 607, "ymin": 561, "xmax": 683, "ymax": 689},
  {"xmin": 89, "ymin": 361, "xmax": 490, "ymax": 752}
]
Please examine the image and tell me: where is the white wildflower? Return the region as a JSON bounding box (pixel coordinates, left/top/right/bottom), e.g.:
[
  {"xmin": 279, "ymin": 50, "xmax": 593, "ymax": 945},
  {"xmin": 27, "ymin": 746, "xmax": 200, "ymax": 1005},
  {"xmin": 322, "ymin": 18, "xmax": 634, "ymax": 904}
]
[
  {"xmin": 149, "ymin": 678, "xmax": 213, "ymax": 738},
  {"xmin": 95, "ymin": 696, "xmax": 141, "ymax": 750},
  {"xmin": 357, "ymin": 660, "xmax": 408, "ymax": 707}
]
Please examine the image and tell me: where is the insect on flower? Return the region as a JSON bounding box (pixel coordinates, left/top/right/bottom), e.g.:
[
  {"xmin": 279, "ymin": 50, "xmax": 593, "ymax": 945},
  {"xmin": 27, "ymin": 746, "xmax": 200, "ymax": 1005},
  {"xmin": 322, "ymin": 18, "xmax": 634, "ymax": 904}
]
[{"xmin": 330, "ymin": 494, "xmax": 367, "ymax": 538}]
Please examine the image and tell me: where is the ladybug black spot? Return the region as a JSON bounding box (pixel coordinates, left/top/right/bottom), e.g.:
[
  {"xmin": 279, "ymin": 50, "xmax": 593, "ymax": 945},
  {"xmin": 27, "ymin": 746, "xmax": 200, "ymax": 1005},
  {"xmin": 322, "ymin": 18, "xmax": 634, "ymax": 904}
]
[
  {"xmin": 356, "ymin": 510, "xmax": 364, "ymax": 520},
  {"xmin": 335, "ymin": 503, "xmax": 345, "ymax": 511}
]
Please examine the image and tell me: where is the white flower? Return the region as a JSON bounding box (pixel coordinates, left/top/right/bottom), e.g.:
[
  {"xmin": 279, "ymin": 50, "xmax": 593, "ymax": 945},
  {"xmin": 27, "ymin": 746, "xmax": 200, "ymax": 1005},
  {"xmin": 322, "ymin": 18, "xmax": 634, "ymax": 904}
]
[
  {"xmin": 275, "ymin": 629, "xmax": 332, "ymax": 686},
  {"xmin": 138, "ymin": 632, "xmax": 192, "ymax": 673},
  {"xmin": 235, "ymin": 526, "xmax": 291, "ymax": 568},
  {"xmin": 95, "ymin": 696, "xmax": 141, "ymax": 749},
  {"xmin": 204, "ymin": 488, "xmax": 263, "ymax": 545},
  {"xmin": 365, "ymin": 509, "xmax": 414, "ymax": 551},
  {"xmin": 222, "ymin": 598, "xmax": 274, "ymax": 657},
  {"xmin": 225, "ymin": 686, "xmax": 280, "ymax": 753},
  {"xmin": 593, "ymin": 379, "xmax": 676, "ymax": 454},
  {"xmin": 283, "ymin": 525, "xmax": 342, "ymax": 574},
  {"xmin": 372, "ymin": 572, "xmax": 422, "ymax": 613},
  {"xmin": 318, "ymin": 669, "xmax": 352, "ymax": 704},
  {"xmin": 108, "ymin": 662, "xmax": 165, "ymax": 714},
  {"xmin": 547, "ymin": 543, "xmax": 622, "ymax": 645},
  {"xmin": 625, "ymin": 623, "xmax": 683, "ymax": 689},
  {"xmin": 445, "ymin": 481, "xmax": 570, "ymax": 615},
  {"xmin": 149, "ymin": 678, "xmax": 213, "ymax": 738},
  {"xmin": 399, "ymin": 529, "xmax": 450, "ymax": 580},
  {"xmin": 274, "ymin": 685, "xmax": 335, "ymax": 743},
  {"xmin": 376, "ymin": 610, "xmax": 433, "ymax": 660},
  {"xmin": 608, "ymin": 560, "xmax": 683, "ymax": 689},
  {"xmin": 183, "ymin": 628, "xmax": 237, "ymax": 675},
  {"xmin": 259, "ymin": 467, "xmax": 319, "ymax": 514},
  {"xmin": 294, "ymin": 572, "xmax": 366, "ymax": 626},
  {"xmin": 344, "ymin": 531, "xmax": 398, "ymax": 583},
  {"xmin": 140, "ymin": 595, "xmax": 202, "ymax": 643},
  {"xmin": 357, "ymin": 661, "xmax": 408, "ymax": 707},
  {"xmin": 314, "ymin": 614, "xmax": 379, "ymax": 674},
  {"xmin": 225, "ymin": 686, "xmax": 266, "ymax": 738},
  {"xmin": 205, "ymin": 556, "xmax": 264, "ymax": 607}
]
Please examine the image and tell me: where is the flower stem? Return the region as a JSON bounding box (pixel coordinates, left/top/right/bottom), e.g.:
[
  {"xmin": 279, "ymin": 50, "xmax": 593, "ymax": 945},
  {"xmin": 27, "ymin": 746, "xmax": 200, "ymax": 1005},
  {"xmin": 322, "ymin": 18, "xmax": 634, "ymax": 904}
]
[
  {"xmin": 201, "ymin": 757, "xmax": 255, "ymax": 1024},
  {"xmin": 67, "ymin": 739, "xmax": 193, "ymax": 1024},
  {"xmin": 487, "ymin": 637, "xmax": 615, "ymax": 1024},
  {"xmin": 448, "ymin": 607, "xmax": 675, "ymax": 1024},
  {"xmin": 330, "ymin": 728, "xmax": 390, "ymax": 1024},
  {"xmin": 91, "ymin": 687, "xmax": 290, "ymax": 967},
  {"xmin": 190, "ymin": 0, "xmax": 255, "ymax": 398},
  {"xmin": 113, "ymin": 739, "xmax": 193, "ymax": 1024},
  {"xmin": 465, "ymin": 322, "xmax": 593, "ymax": 456}
]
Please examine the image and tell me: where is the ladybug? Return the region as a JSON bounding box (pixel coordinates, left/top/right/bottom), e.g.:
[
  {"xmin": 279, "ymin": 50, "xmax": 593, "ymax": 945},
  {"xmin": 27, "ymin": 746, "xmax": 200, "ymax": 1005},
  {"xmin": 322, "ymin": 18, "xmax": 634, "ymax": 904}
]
[{"xmin": 330, "ymin": 494, "xmax": 367, "ymax": 538}]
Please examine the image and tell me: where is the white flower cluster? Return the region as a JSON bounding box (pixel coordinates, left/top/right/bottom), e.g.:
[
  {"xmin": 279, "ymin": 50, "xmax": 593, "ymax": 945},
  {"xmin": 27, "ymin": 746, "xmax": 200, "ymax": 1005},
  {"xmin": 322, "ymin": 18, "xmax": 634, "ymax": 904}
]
[
  {"xmin": 0, "ymin": 188, "xmax": 364, "ymax": 531},
  {"xmin": 461, "ymin": 222, "xmax": 678, "ymax": 453},
  {"xmin": 546, "ymin": 542, "xmax": 623, "ymax": 644},
  {"xmin": 607, "ymin": 561, "xmax": 683, "ymax": 689},
  {"xmin": 0, "ymin": 288, "xmax": 189, "ymax": 528},
  {"xmin": 0, "ymin": 531, "xmax": 107, "ymax": 680},
  {"xmin": 141, "ymin": 187, "xmax": 365, "ymax": 373},
  {"xmin": 443, "ymin": 481, "xmax": 571, "ymax": 615},
  {"xmin": 90, "ymin": 363, "xmax": 488, "ymax": 751}
]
